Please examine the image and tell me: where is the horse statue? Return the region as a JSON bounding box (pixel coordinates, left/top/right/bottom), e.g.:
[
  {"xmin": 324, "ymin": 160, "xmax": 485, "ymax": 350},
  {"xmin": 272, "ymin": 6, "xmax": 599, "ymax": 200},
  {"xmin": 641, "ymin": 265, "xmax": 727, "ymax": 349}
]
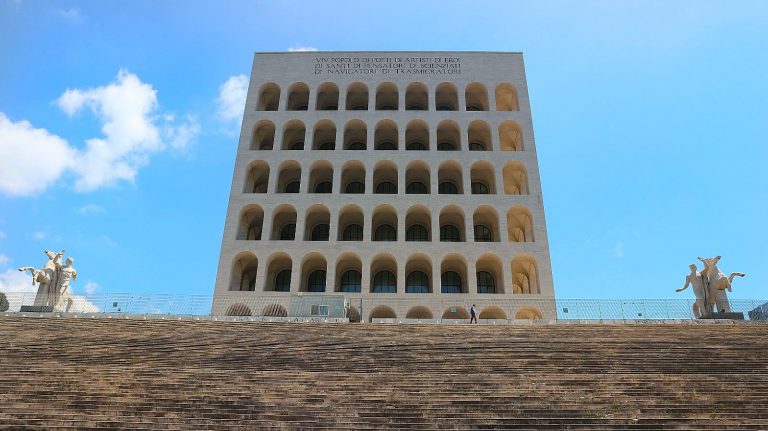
[
  {"xmin": 18, "ymin": 249, "xmax": 65, "ymax": 308},
  {"xmin": 698, "ymin": 256, "xmax": 745, "ymax": 313}
]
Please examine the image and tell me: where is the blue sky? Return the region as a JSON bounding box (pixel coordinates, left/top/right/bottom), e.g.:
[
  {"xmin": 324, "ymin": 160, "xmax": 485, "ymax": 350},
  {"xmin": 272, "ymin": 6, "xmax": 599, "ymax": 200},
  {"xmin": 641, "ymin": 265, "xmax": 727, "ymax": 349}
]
[{"xmin": 1, "ymin": 0, "xmax": 766, "ymax": 301}]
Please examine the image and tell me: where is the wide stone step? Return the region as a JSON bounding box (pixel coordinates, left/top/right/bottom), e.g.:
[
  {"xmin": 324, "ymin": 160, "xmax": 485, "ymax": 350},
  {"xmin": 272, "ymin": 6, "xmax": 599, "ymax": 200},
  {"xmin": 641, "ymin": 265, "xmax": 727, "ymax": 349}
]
[{"xmin": 2, "ymin": 317, "xmax": 767, "ymax": 429}]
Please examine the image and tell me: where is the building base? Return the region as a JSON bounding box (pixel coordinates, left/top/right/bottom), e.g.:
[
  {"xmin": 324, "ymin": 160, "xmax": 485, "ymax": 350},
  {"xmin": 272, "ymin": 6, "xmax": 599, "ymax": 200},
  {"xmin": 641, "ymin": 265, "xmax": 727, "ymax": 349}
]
[
  {"xmin": 20, "ymin": 306, "xmax": 54, "ymax": 312},
  {"xmin": 701, "ymin": 312, "xmax": 744, "ymax": 320}
]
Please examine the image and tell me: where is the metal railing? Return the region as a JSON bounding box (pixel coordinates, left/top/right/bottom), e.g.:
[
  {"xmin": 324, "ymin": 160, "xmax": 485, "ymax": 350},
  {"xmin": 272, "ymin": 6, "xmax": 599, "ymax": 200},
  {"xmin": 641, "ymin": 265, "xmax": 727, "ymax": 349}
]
[{"xmin": 1, "ymin": 292, "xmax": 766, "ymax": 321}]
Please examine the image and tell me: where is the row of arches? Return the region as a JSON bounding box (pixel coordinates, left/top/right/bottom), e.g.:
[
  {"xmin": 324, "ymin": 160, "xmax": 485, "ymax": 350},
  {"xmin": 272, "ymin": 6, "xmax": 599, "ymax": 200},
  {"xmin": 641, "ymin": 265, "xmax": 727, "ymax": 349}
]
[
  {"xmin": 257, "ymin": 81, "xmax": 518, "ymax": 112},
  {"xmin": 368, "ymin": 305, "xmax": 543, "ymax": 321},
  {"xmin": 238, "ymin": 204, "xmax": 535, "ymax": 244},
  {"xmin": 225, "ymin": 303, "xmax": 543, "ymax": 321},
  {"xmin": 245, "ymin": 160, "xmax": 529, "ymax": 196},
  {"xmin": 230, "ymin": 252, "xmax": 540, "ymax": 295},
  {"xmin": 250, "ymin": 119, "xmax": 523, "ymax": 152}
]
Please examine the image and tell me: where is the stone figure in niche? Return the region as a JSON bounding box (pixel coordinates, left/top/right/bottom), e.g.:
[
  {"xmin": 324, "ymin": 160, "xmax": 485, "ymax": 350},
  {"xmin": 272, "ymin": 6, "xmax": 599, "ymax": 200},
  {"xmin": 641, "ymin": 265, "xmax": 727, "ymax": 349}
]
[
  {"xmin": 18, "ymin": 249, "xmax": 78, "ymax": 312},
  {"xmin": 676, "ymin": 256, "xmax": 745, "ymax": 317}
]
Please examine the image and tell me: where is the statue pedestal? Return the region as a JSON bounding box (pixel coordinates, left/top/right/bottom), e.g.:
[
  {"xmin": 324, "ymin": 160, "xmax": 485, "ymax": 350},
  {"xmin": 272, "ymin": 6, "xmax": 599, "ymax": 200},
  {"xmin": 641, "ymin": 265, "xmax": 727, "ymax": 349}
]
[
  {"xmin": 701, "ymin": 312, "xmax": 744, "ymax": 320},
  {"xmin": 20, "ymin": 306, "xmax": 54, "ymax": 313}
]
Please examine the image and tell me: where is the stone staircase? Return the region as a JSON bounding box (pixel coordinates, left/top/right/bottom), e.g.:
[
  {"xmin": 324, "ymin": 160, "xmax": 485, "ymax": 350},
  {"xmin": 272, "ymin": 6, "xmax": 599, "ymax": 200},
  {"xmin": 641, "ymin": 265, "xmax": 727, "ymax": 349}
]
[{"xmin": 1, "ymin": 316, "xmax": 767, "ymax": 429}]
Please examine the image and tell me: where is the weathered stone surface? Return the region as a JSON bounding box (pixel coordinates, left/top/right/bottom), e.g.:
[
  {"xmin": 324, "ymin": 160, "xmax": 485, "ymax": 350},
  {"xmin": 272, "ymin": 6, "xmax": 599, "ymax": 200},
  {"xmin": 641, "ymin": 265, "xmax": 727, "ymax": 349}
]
[{"xmin": 1, "ymin": 317, "xmax": 767, "ymax": 429}]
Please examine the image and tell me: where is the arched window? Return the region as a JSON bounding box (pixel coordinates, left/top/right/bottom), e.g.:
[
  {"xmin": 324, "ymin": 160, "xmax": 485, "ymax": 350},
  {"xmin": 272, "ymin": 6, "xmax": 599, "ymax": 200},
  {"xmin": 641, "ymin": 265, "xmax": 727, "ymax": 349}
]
[
  {"xmin": 375, "ymin": 181, "xmax": 397, "ymax": 194},
  {"xmin": 257, "ymin": 83, "xmax": 280, "ymax": 111},
  {"xmin": 376, "ymin": 82, "xmax": 398, "ymax": 110},
  {"xmin": 465, "ymin": 83, "xmax": 489, "ymax": 111},
  {"xmin": 346, "ymin": 82, "xmax": 368, "ymax": 110},
  {"xmin": 279, "ymin": 224, "xmax": 296, "ymax": 240},
  {"xmin": 406, "ymin": 271, "xmax": 430, "ymax": 293},
  {"xmin": 477, "ymin": 271, "xmax": 496, "ymax": 294},
  {"xmin": 495, "ymin": 83, "xmax": 519, "ymax": 111},
  {"xmin": 310, "ymin": 224, "xmax": 330, "ymax": 241},
  {"xmin": 439, "ymin": 182, "xmax": 459, "ymax": 194},
  {"xmin": 469, "ymin": 142, "xmax": 486, "ymax": 151},
  {"xmin": 474, "ymin": 225, "xmax": 493, "ymax": 242},
  {"xmin": 375, "ymin": 120, "xmax": 397, "ymax": 149},
  {"xmin": 304, "ymin": 205, "xmax": 331, "ymax": 241},
  {"xmin": 345, "ymin": 181, "xmax": 364, "ymax": 194},
  {"xmin": 372, "ymin": 271, "xmax": 396, "ymax": 293},
  {"xmin": 435, "ymin": 83, "xmax": 458, "ymax": 111},
  {"xmin": 316, "ymin": 83, "xmax": 339, "ymax": 110},
  {"xmin": 289, "ymin": 141, "xmax": 304, "ymax": 150},
  {"xmin": 251, "ymin": 121, "xmax": 275, "ymax": 150},
  {"xmin": 346, "ymin": 141, "xmax": 366, "ymax": 150},
  {"xmin": 314, "ymin": 181, "xmax": 332, "ymax": 194},
  {"xmin": 342, "ymin": 224, "xmax": 363, "ymax": 241},
  {"xmin": 471, "ymin": 181, "xmax": 490, "ymax": 195},
  {"xmin": 406, "ymin": 83, "xmax": 428, "ymax": 110},
  {"xmin": 274, "ymin": 269, "xmax": 291, "ymax": 292},
  {"xmin": 440, "ymin": 225, "xmax": 461, "ymax": 242},
  {"xmin": 406, "ymin": 225, "xmax": 429, "ymax": 241},
  {"xmin": 377, "ymin": 141, "xmax": 396, "ymax": 150},
  {"xmin": 340, "ymin": 270, "xmax": 362, "ymax": 293},
  {"xmin": 318, "ymin": 141, "xmax": 335, "ymax": 150},
  {"xmin": 284, "ymin": 181, "xmax": 300, "ymax": 193},
  {"xmin": 246, "ymin": 224, "xmax": 261, "ymax": 240},
  {"xmin": 406, "ymin": 142, "xmax": 427, "ymax": 151},
  {"xmin": 238, "ymin": 206, "xmax": 264, "ymax": 240},
  {"xmin": 374, "ymin": 224, "xmax": 396, "ymax": 241},
  {"xmin": 307, "ymin": 270, "xmax": 326, "ymax": 292},
  {"xmin": 229, "ymin": 253, "xmax": 259, "ymax": 292},
  {"xmin": 437, "ymin": 142, "xmax": 456, "ymax": 151},
  {"xmin": 406, "ymin": 182, "xmax": 428, "ymax": 194},
  {"xmin": 441, "ymin": 271, "xmax": 462, "ymax": 294},
  {"xmin": 287, "ymin": 83, "xmax": 309, "ymax": 111}
]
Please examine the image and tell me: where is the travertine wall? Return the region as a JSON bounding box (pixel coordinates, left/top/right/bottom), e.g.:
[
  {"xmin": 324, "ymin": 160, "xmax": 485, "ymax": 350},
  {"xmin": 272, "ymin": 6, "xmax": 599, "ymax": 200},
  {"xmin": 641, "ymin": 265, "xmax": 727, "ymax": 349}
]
[{"xmin": 213, "ymin": 52, "xmax": 555, "ymax": 320}]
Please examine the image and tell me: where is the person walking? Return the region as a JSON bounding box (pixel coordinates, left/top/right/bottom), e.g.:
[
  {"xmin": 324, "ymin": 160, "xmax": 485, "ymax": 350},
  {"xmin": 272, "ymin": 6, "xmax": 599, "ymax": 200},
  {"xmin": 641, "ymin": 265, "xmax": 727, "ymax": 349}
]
[{"xmin": 470, "ymin": 304, "xmax": 477, "ymax": 324}]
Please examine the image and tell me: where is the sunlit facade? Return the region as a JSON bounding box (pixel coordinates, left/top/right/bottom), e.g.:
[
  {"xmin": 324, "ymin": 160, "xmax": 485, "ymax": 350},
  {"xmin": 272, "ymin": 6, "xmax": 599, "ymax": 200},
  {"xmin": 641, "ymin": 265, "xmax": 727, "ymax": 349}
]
[{"xmin": 213, "ymin": 51, "xmax": 555, "ymax": 321}]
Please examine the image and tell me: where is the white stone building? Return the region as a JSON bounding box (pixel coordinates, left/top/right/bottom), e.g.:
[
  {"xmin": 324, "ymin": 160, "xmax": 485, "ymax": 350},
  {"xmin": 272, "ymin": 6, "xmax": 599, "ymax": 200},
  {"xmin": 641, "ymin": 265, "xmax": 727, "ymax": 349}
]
[{"xmin": 213, "ymin": 51, "xmax": 555, "ymax": 321}]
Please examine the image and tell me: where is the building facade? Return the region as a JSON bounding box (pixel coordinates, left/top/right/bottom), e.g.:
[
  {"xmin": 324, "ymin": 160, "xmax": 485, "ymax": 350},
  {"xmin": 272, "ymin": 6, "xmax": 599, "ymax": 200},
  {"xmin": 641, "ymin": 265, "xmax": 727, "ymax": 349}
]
[{"xmin": 213, "ymin": 51, "xmax": 555, "ymax": 321}]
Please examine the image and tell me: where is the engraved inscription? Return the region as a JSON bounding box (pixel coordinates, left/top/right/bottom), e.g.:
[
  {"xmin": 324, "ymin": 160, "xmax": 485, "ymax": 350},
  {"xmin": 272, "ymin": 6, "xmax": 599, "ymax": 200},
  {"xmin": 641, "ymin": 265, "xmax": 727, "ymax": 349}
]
[{"xmin": 314, "ymin": 57, "xmax": 461, "ymax": 75}]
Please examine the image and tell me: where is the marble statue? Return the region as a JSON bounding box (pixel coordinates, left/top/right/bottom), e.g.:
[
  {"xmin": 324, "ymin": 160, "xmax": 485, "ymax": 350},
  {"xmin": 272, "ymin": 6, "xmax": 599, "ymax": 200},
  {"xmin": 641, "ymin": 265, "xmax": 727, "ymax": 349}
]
[
  {"xmin": 18, "ymin": 249, "xmax": 77, "ymax": 312},
  {"xmin": 676, "ymin": 264, "xmax": 708, "ymax": 318},
  {"xmin": 57, "ymin": 257, "xmax": 77, "ymax": 312},
  {"xmin": 698, "ymin": 256, "xmax": 745, "ymax": 313},
  {"xmin": 676, "ymin": 256, "xmax": 745, "ymax": 317}
]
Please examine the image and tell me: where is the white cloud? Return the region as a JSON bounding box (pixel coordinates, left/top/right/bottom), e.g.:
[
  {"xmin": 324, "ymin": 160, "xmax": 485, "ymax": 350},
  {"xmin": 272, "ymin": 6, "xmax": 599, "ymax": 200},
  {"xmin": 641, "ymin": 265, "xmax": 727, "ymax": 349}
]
[
  {"xmin": 77, "ymin": 203, "xmax": 105, "ymax": 215},
  {"xmin": 32, "ymin": 231, "xmax": 46, "ymax": 241},
  {"xmin": 163, "ymin": 114, "xmax": 200, "ymax": 151},
  {"xmin": 288, "ymin": 45, "xmax": 318, "ymax": 52},
  {"xmin": 83, "ymin": 281, "xmax": 99, "ymax": 295},
  {"xmin": 0, "ymin": 254, "xmax": 8, "ymax": 266},
  {"xmin": 0, "ymin": 113, "xmax": 76, "ymax": 196},
  {"xmin": 0, "ymin": 231, "xmax": 6, "ymax": 239},
  {"xmin": 0, "ymin": 69, "xmax": 200, "ymax": 197},
  {"xmin": 0, "ymin": 268, "xmax": 35, "ymax": 294},
  {"xmin": 216, "ymin": 75, "xmax": 248, "ymax": 122},
  {"xmin": 59, "ymin": 69, "xmax": 168, "ymax": 191},
  {"xmin": 0, "ymin": 269, "xmax": 36, "ymax": 312}
]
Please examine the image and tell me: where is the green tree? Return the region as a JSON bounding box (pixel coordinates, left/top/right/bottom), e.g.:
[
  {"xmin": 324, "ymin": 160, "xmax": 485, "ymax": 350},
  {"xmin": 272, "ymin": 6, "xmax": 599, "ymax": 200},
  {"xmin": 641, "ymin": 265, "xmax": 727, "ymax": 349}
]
[{"xmin": 0, "ymin": 292, "xmax": 9, "ymax": 312}]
